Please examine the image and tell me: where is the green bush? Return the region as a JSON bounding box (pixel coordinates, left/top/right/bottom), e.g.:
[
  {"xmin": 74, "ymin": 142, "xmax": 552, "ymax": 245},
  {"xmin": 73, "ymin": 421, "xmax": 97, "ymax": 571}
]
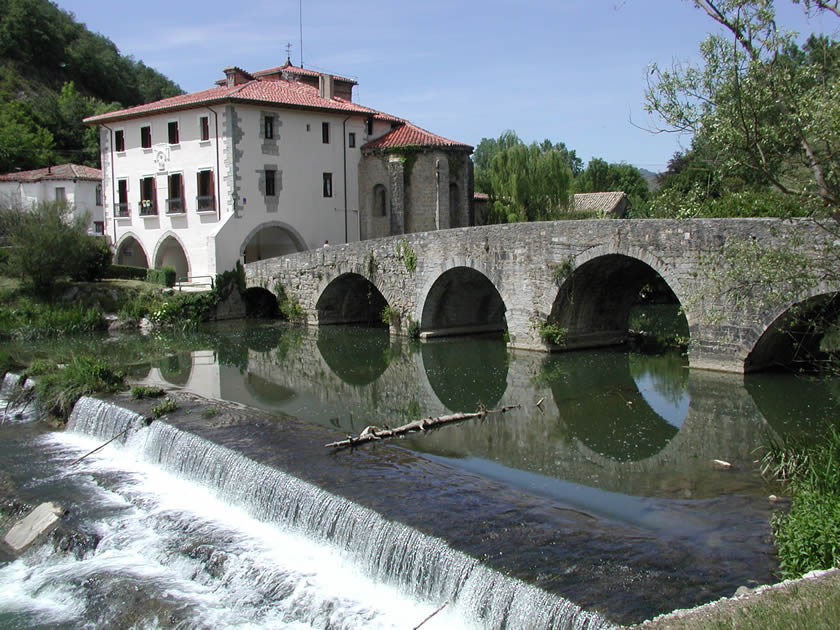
[
  {"xmin": 152, "ymin": 397, "xmax": 178, "ymax": 418},
  {"xmin": 107, "ymin": 264, "xmax": 148, "ymax": 280},
  {"xmin": 146, "ymin": 266, "xmax": 177, "ymax": 287},
  {"xmin": 34, "ymin": 355, "xmax": 125, "ymax": 419},
  {"xmin": 70, "ymin": 235, "xmax": 113, "ymax": 282},
  {"xmin": 534, "ymin": 319, "xmax": 568, "ymax": 346},
  {"xmin": 131, "ymin": 385, "xmax": 166, "ymax": 399},
  {"xmin": 150, "ymin": 291, "xmax": 218, "ymax": 328},
  {"xmin": 768, "ymin": 426, "xmax": 840, "ymax": 579}
]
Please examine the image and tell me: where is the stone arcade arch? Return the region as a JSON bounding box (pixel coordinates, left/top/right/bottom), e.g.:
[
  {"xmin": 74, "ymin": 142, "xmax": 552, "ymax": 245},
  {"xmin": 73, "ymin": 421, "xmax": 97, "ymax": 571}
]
[
  {"xmin": 420, "ymin": 267, "xmax": 507, "ymax": 338},
  {"xmin": 241, "ymin": 223, "xmax": 307, "ymax": 263},
  {"xmin": 115, "ymin": 234, "xmax": 149, "ymax": 268},
  {"xmin": 550, "ymin": 253, "xmax": 687, "ymax": 350},
  {"xmin": 154, "ymin": 234, "xmax": 190, "ymax": 281},
  {"xmin": 745, "ymin": 292, "xmax": 840, "ymax": 372},
  {"xmin": 316, "ymin": 273, "xmax": 389, "ymax": 327}
]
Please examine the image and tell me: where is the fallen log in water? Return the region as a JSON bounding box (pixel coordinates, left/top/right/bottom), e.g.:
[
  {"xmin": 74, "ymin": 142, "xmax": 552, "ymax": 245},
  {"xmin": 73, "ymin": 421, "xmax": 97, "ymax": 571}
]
[{"xmin": 325, "ymin": 404, "xmax": 521, "ymax": 450}]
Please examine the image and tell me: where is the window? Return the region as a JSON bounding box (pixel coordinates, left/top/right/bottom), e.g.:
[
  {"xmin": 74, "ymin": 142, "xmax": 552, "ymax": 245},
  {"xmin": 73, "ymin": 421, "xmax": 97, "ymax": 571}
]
[
  {"xmin": 265, "ymin": 116, "xmax": 274, "ymax": 140},
  {"xmin": 168, "ymin": 121, "xmax": 179, "ymax": 145},
  {"xmin": 373, "ymin": 184, "xmax": 386, "ymax": 216},
  {"xmin": 265, "ymin": 169, "xmax": 276, "ymax": 196},
  {"xmin": 117, "ymin": 179, "xmax": 129, "ymax": 216},
  {"xmin": 96, "ymin": 184, "xmax": 102, "ymax": 206},
  {"xmin": 140, "ymin": 176, "xmax": 157, "ymax": 215},
  {"xmin": 323, "ymin": 172, "xmax": 333, "ymax": 198},
  {"xmin": 114, "ymin": 129, "xmax": 125, "ymax": 152},
  {"xmin": 200, "ymin": 116, "xmax": 210, "ymax": 141},
  {"xmin": 322, "ymin": 122, "xmax": 330, "ymax": 144},
  {"xmin": 366, "ymin": 118, "xmax": 374, "ymax": 135},
  {"xmin": 141, "ymin": 126, "xmax": 152, "ymax": 149},
  {"xmin": 348, "ymin": 132, "xmax": 356, "ymax": 148},
  {"xmin": 197, "ymin": 170, "xmax": 215, "ymax": 211},
  {"xmin": 93, "ymin": 221, "xmax": 105, "ymax": 235},
  {"xmin": 55, "ymin": 187, "xmax": 66, "ymax": 202},
  {"xmin": 167, "ymin": 173, "xmax": 184, "ymax": 213}
]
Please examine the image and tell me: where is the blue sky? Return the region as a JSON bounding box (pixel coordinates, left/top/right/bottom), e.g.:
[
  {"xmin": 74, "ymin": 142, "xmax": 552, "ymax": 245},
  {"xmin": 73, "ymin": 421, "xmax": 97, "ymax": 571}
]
[{"xmin": 56, "ymin": 0, "xmax": 835, "ymax": 172}]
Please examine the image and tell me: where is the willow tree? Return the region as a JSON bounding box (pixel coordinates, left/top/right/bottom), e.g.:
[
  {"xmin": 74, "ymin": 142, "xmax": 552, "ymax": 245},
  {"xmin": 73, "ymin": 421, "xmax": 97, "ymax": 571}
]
[
  {"xmin": 646, "ymin": 0, "xmax": 840, "ymax": 218},
  {"xmin": 487, "ymin": 142, "xmax": 572, "ymax": 223}
]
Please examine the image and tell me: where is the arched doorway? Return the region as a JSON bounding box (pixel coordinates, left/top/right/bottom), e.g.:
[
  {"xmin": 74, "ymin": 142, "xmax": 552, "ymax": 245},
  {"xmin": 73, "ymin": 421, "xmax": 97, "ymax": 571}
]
[
  {"xmin": 154, "ymin": 235, "xmax": 189, "ymax": 281},
  {"xmin": 115, "ymin": 235, "xmax": 149, "ymax": 268},
  {"xmin": 242, "ymin": 224, "xmax": 306, "ymax": 263}
]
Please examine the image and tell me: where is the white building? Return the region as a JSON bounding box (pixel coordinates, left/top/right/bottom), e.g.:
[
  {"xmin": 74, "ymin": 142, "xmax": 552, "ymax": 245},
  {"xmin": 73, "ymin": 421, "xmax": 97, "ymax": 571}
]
[
  {"xmin": 0, "ymin": 163, "xmax": 105, "ymax": 234},
  {"xmin": 84, "ymin": 60, "xmax": 473, "ymax": 282}
]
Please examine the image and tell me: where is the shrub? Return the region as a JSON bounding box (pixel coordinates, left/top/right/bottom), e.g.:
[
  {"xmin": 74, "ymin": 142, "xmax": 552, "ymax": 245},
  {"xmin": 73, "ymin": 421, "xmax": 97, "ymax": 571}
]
[
  {"xmin": 150, "ymin": 291, "xmax": 218, "ymax": 329},
  {"xmin": 70, "ymin": 236, "xmax": 113, "ymax": 282},
  {"xmin": 152, "ymin": 397, "xmax": 178, "ymax": 418},
  {"xmin": 4, "ymin": 201, "xmax": 97, "ymax": 297},
  {"xmin": 534, "ymin": 318, "xmax": 568, "ymax": 346},
  {"xmin": 107, "ymin": 264, "xmax": 148, "ymax": 280},
  {"xmin": 130, "ymin": 385, "xmax": 166, "ymax": 400},
  {"xmin": 767, "ymin": 426, "xmax": 840, "ymax": 579},
  {"xmin": 34, "ymin": 355, "xmax": 125, "ymax": 419},
  {"xmin": 146, "ymin": 266, "xmax": 177, "ymax": 287}
]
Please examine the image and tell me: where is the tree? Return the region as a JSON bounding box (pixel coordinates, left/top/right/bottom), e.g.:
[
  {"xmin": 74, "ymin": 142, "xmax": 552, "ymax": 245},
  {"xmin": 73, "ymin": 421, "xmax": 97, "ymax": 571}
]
[
  {"xmin": 575, "ymin": 158, "xmax": 650, "ymax": 214},
  {"xmin": 2, "ymin": 201, "xmax": 109, "ymax": 296},
  {"xmin": 645, "ymin": 0, "xmax": 840, "ymax": 218},
  {"xmin": 487, "ymin": 142, "xmax": 572, "ymax": 223},
  {"xmin": 0, "ymin": 100, "xmax": 54, "ymax": 172}
]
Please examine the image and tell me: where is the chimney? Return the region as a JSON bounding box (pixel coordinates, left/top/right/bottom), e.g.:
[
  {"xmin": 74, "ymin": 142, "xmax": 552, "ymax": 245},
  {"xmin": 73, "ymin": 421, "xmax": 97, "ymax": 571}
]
[
  {"xmin": 318, "ymin": 73, "xmax": 334, "ymax": 99},
  {"xmin": 223, "ymin": 66, "xmax": 250, "ymax": 87}
]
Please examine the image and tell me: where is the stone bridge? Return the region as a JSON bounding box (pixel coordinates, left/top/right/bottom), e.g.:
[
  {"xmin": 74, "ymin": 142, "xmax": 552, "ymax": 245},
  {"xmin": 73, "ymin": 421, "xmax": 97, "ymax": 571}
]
[{"xmin": 244, "ymin": 218, "xmax": 839, "ymax": 373}]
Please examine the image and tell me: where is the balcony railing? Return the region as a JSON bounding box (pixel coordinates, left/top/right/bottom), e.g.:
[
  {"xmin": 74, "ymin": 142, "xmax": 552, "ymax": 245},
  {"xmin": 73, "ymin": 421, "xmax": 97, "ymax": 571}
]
[
  {"xmin": 197, "ymin": 195, "xmax": 215, "ymax": 212},
  {"xmin": 139, "ymin": 199, "xmax": 158, "ymax": 216},
  {"xmin": 166, "ymin": 198, "xmax": 185, "ymax": 214},
  {"xmin": 115, "ymin": 202, "xmax": 130, "ymax": 218}
]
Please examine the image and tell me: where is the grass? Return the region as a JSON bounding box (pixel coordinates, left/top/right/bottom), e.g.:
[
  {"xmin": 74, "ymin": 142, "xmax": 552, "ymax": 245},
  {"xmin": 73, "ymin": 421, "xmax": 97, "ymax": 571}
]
[
  {"xmin": 151, "ymin": 397, "xmax": 178, "ymax": 418},
  {"xmin": 636, "ymin": 570, "xmax": 840, "ymax": 629},
  {"xmin": 32, "ymin": 355, "xmax": 125, "ymax": 419},
  {"xmin": 130, "ymin": 385, "xmax": 166, "ymax": 400},
  {"xmin": 764, "ymin": 424, "xmax": 840, "ymax": 579}
]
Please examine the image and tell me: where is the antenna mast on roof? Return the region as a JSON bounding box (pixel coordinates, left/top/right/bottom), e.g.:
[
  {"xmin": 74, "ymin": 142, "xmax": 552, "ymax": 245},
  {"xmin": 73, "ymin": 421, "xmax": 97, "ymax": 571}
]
[
  {"xmin": 285, "ymin": 42, "xmax": 293, "ymax": 65},
  {"xmin": 299, "ymin": 0, "xmax": 304, "ymax": 67}
]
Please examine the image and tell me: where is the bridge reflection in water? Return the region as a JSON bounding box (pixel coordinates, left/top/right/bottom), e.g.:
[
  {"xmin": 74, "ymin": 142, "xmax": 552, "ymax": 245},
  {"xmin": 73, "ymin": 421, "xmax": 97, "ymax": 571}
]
[{"xmin": 135, "ymin": 323, "xmax": 839, "ymax": 510}]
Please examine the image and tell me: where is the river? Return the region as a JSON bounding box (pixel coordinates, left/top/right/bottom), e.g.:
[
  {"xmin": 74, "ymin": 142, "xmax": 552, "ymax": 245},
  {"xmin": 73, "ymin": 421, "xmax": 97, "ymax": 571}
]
[{"xmin": 0, "ymin": 322, "xmax": 837, "ymax": 627}]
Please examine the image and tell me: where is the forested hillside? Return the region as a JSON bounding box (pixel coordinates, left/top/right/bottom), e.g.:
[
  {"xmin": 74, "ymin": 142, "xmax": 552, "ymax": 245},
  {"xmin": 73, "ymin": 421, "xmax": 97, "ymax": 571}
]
[{"xmin": 0, "ymin": 0, "xmax": 182, "ymax": 173}]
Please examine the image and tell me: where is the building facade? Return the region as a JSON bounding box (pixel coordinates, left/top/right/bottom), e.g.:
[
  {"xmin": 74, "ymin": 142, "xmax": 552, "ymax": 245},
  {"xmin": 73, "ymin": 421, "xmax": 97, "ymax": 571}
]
[
  {"xmin": 84, "ymin": 61, "xmax": 472, "ymax": 281},
  {"xmin": 0, "ymin": 164, "xmax": 104, "ymax": 234}
]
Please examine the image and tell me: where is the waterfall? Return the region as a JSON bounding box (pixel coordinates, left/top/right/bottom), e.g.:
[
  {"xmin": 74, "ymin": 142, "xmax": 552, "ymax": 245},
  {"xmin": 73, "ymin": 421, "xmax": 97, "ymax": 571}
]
[
  {"xmin": 0, "ymin": 372, "xmax": 37, "ymax": 424},
  {"xmin": 65, "ymin": 396, "xmax": 614, "ymax": 630},
  {"xmin": 66, "ymin": 396, "xmax": 146, "ymax": 441}
]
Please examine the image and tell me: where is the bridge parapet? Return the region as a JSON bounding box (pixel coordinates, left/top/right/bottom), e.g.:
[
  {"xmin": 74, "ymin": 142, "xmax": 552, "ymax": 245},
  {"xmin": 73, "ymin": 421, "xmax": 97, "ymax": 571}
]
[{"xmin": 245, "ymin": 218, "xmax": 839, "ymax": 373}]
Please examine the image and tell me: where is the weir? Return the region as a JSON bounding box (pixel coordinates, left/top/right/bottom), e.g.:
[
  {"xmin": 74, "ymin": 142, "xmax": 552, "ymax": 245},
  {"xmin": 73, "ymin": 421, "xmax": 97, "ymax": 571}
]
[
  {"xmin": 0, "ymin": 373, "xmax": 37, "ymax": 425},
  {"xmin": 63, "ymin": 396, "xmax": 614, "ymax": 630}
]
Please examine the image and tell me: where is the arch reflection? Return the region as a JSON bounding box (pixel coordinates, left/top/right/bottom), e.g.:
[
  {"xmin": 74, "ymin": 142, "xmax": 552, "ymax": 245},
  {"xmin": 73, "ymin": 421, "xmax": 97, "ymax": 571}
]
[
  {"xmin": 421, "ymin": 336, "xmax": 508, "ymax": 412},
  {"xmin": 549, "ymin": 352, "xmax": 684, "ymax": 461},
  {"xmin": 316, "ymin": 326, "xmax": 390, "ymax": 386}
]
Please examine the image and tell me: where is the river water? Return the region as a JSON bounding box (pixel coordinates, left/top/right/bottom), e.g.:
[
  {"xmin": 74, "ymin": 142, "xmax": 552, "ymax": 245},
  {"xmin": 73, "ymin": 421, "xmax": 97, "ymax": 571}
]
[{"xmin": 0, "ymin": 322, "xmax": 838, "ymax": 627}]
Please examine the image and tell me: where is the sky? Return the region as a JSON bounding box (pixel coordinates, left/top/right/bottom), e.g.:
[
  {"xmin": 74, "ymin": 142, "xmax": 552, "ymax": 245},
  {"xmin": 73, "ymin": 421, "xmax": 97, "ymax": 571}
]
[{"xmin": 55, "ymin": 0, "xmax": 836, "ymax": 173}]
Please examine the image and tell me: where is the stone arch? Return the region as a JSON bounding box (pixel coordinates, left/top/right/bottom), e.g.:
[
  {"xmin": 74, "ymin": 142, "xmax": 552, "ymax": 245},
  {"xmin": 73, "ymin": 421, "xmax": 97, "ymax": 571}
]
[
  {"xmin": 420, "ymin": 266, "xmax": 507, "ymax": 338},
  {"xmin": 241, "ymin": 221, "xmax": 307, "ymax": 263},
  {"xmin": 153, "ymin": 232, "xmax": 190, "ymax": 280},
  {"xmin": 114, "ymin": 233, "xmax": 149, "ymax": 268},
  {"xmin": 549, "ymin": 246, "xmax": 687, "ymax": 350},
  {"xmin": 316, "ymin": 272, "xmax": 389, "ymax": 327},
  {"xmin": 243, "ymin": 286, "xmax": 280, "ymax": 318},
  {"xmin": 745, "ymin": 291, "xmax": 840, "ymax": 372}
]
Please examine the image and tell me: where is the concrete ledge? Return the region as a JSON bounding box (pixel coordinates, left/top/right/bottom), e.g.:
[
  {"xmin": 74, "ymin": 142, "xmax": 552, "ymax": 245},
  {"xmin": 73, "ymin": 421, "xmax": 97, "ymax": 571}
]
[
  {"xmin": 3, "ymin": 502, "xmax": 66, "ymax": 554},
  {"xmin": 419, "ymin": 324, "xmax": 505, "ymax": 339}
]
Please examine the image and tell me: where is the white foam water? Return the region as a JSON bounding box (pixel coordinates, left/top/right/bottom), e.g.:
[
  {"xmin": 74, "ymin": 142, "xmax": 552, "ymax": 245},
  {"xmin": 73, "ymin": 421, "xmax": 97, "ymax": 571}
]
[{"xmin": 0, "ymin": 397, "xmax": 614, "ymax": 629}]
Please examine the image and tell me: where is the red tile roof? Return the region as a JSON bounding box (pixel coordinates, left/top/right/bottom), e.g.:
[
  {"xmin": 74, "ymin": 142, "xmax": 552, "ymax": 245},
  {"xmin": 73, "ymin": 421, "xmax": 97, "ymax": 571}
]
[
  {"xmin": 84, "ymin": 80, "xmax": 380, "ymax": 124},
  {"xmin": 84, "ymin": 65, "xmax": 470, "ymax": 152},
  {"xmin": 362, "ymin": 121, "xmax": 472, "ymax": 152},
  {"xmin": 0, "ymin": 163, "xmax": 101, "ymax": 182},
  {"xmin": 253, "ymin": 61, "xmax": 357, "ymax": 85}
]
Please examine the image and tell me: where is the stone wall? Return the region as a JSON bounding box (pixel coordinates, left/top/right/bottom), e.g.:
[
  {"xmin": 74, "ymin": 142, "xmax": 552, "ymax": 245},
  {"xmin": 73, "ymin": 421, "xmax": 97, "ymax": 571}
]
[{"xmin": 245, "ymin": 218, "xmax": 839, "ymax": 373}]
